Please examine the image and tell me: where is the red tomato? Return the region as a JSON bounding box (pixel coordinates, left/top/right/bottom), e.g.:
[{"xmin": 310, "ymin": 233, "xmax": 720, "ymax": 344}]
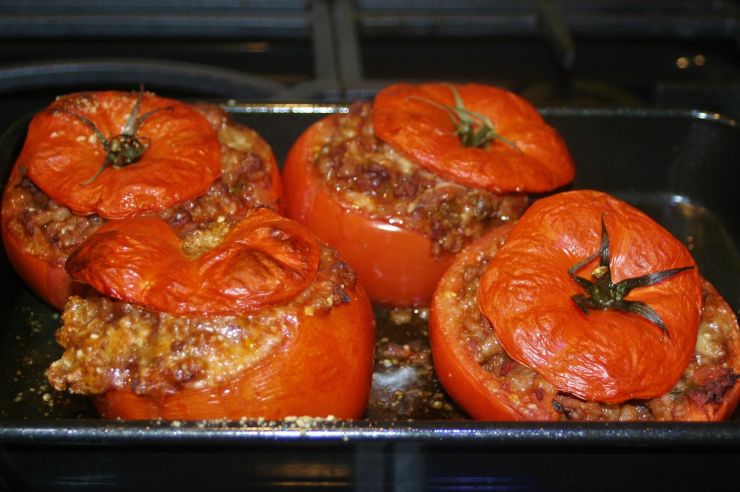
[
  {"xmin": 63, "ymin": 208, "xmax": 375, "ymax": 420},
  {"xmin": 284, "ymin": 83, "xmax": 573, "ymax": 306},
  {"xmin": 1, "ymin": 209, "xmax": 79, "ymax": 309},
  {"xmin": 431, "ymin": 192, "xmax": 740, "ymax": 420},
  {"xmin": 429, "ymin": 223, "xmax": 533, "ymax": 420},
  {"xmin": 94, "ymin": 286, "xmax": 375, "ymax": 420},
  {"xmin": 478, "ymin": 190, "xmax": 701, "ymax": 403},
  {"xmin": 373, "ymin": 83, "xmax": 575, "ymax": 193},
  {"xmin": 1, "ymin": 91, "xmax": 283, "ymax": 310},
  {"xmin": 283, "ymin": 116, "xmax": 454, "ymax": 307},
  {"xmin": 22, "ymin": 91, "xmax": 221, "ymax": 219}
]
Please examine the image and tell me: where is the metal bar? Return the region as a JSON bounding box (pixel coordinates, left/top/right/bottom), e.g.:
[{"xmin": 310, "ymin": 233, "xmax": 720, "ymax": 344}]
[
  {"xmin": 333, "ymin": 0, "xmax": 364, "ymax": 89},
  {"xmin": 311, "ymin": 0, "xmax": 338, "ymax": 82},
  {"xmin": 0, "ymin": 14, "xmax": 309, "ymax": 39},
  {"xmin": 355, "ymin": 11, "xmax": 736, "ymax": 40},
  {"xmin": 538, "ymin": 0, "xmax": 576, "ymax": 70}
]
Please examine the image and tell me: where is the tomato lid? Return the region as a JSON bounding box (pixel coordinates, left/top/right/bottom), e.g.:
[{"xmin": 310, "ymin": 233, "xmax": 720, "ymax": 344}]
[
  {"xmin": 21, "ymin": 91, "xmax": 221, "ymax": 220},
  {"xmin": 477, "ymin": 190, "xmax": 702, "ymax": 403},
  {"xmin": 372, "ymin": 83, "xmax": 575, "ymax": 193},
  {"xmin": 66, "ymin": 208, "xmax": 322, "ymax": 315}
]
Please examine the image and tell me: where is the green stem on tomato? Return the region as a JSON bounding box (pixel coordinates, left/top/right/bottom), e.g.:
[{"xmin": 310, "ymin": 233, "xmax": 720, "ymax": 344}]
[
  {"xmin": 568, "ymin": 217, "xmax": 693, "ymax": 337},
  {"xmin": 410, "ymin": 85, "xmax": 520, "ymax": 151}
]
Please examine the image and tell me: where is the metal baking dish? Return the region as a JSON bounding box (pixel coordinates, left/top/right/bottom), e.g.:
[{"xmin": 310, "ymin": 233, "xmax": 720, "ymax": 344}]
[{"xmin": 1, "ymin": 103, "xmax": 739, "ymax": 490}]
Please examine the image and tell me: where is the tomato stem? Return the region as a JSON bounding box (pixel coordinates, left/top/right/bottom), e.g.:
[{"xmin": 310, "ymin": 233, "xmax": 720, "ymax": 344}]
[
  {"xmin": 409, "ymin": 85, "xmax": 520, "ymax": 150},
  {"xmin": 55, "ymin": 90, "xmax": 172, "ymax": 185},
  {"xmin": 568, "ymin": 217, "xmax": 693, "ymax": 336}
]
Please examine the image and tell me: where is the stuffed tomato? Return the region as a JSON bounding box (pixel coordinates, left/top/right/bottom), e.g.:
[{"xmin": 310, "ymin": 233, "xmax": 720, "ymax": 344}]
[
  {"xmin": 1, "ymin": 90, "xmax": 282, "ymax": 310},
  {"xmin": 430, "ymin": 190, "xmax": 740, "ymax": 421},
  {"xmin": 45, "ymin": 208, "xmax": 375, "ymax": 420},
  {"xmin": 284, "ymin": 83, "xmax": 574, "ymax": 307}
]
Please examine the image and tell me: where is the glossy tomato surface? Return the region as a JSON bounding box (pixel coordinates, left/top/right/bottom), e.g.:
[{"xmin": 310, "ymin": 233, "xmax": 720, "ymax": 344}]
[
  {"xmin": 283, "ymin": 115, "xmax": 453, "ymax": 307},
  {"xmin": 22, "ymin": 91, "xmax": 222, "ymax": 219},
  {"xmin": 94, "ymin": 284, "xmax": 375, "ymax": 420},
  {"xmin": 431, "ymin": 205, "xmax": 740, "ymax": 421}
]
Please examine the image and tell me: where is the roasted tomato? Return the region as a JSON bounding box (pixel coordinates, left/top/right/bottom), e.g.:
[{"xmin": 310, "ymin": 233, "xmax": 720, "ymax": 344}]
[
  {"xmin": 1, "ymin": 90, "xmax": 282, "ymax": 310},
  {"xmin": 430, "ymin": 190, "xmax": 740, "ymax": 421},
  {"xmin": 46, "ymin": 208, "xmax": 375, "ymax": 420},
  {"xmin": 284, "ymin": 83, "xmax": 573, "ymax": 307}
]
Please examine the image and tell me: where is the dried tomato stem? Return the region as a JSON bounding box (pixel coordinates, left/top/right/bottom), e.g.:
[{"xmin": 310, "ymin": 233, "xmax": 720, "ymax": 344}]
[
  {"xmin": 568, "ymin": 217, "xmax": 693, "ymax": 336},
  {"xmin": 409, "ymin": 85, "xmax": 519, "ymax": 150},
  {"xmin": 56, "ymin": 90, "xmax": 172, "ymax": 185}
]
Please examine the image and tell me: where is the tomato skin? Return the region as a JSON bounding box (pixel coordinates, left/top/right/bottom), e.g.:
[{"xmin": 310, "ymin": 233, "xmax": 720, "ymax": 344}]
[
  {"xmin": 67, "ymin": 209, "xmax": 321, "ymax": 316},
  {"xmin": 283, "ymin": 115, "xmax": 454, "ymax": 307},
  {"xmin": 93, "ymin": 284, "xmax": 375, "ymax": 420},
  {"xmin": 429, "ymin": 223, "xmax": 558, "ymax": 420},
  {"xmin": 373, "ymin": 83, "xmax": 575, "ymax": 193},
  {"xmin": 478, "ymin": 190, "xmax": 702, "ymax": 403},
  {"xmin": 22, "ymin": 91, "xmax": 222, "ymax": 220},
  {"xmin": 1, "ymin": 161, "xmax": 79, "ymax": 309}
]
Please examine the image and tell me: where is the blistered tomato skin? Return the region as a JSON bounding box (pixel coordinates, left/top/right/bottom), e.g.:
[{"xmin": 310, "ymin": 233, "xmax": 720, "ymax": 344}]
[
  {"xmin": 431, "ymin": 205, "xmax": 740, "ymax": 421},
  {"xmin": 93, "ymin": 285, "xmax": 376, "ymax": 420},
  {"xmin": 477, "ymin": 190, "xmax": 702, "ymax": 403},
  {"xmin": 283, "ymin": 116, "xmax": 454, "ymax": 307},
  {"xmin": 21, "ymin": 91, "xmax": 222, "ymax": 220}
]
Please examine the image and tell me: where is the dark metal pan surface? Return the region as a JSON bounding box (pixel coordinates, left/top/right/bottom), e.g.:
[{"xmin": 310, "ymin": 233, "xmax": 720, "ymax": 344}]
[{"xmin": 1, "ymin": 103, "xmax": 739, "ymax": 490}]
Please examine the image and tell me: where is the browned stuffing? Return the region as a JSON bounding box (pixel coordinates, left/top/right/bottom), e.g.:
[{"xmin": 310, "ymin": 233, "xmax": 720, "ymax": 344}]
[
  {"xmin": 313, "ymin": 101, "xmax": 527, "ymax": 256},
  {"xmin": 46, "ymin": 243, "xmax": 357, "ymax": 398}
]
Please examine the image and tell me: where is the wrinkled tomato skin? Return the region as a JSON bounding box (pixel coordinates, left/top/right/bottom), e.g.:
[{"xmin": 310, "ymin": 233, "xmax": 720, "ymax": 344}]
[
  {"xmin": 430, "ymin": 223, "xmax": 740, "ymax": 421},
  {"xmin": 478, "ymin": 190, "xmax": 702, "ymax": 403},
  {"xmin": 23, "ymin": 91, "xmax": 222, "ymax": 220},
  {"xmin": 428, "ymin": 223, "xmax": 558, "ymax": 420},
  {"xmin": 94, "ymin": 286, "xmax": 375, "ymax": 420},
  {"xmin": 283, "ymin": 116, "xmax": 453, "ymax": 307},
  {"xmin": 373, "ymin": 83, "xmax": 575, "ymax": 194}
]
